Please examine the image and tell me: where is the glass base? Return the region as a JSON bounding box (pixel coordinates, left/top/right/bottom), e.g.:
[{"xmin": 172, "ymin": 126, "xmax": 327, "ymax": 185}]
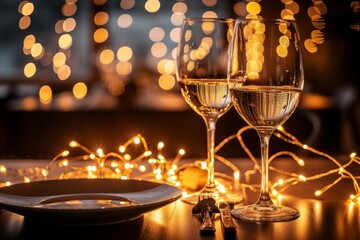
[
  {"xmin": 181, "ymin": 187, "xmax": 243, "ymax": 205},
  {"xmin": 231, "ymin": 204, "xmax": 300, "ymax": 222}
]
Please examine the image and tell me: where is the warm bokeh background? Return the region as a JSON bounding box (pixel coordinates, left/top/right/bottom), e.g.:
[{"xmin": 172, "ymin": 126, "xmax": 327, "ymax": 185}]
[{"xmin": 0, "ymin": 0, "xmax": 359, "ymax": 158}]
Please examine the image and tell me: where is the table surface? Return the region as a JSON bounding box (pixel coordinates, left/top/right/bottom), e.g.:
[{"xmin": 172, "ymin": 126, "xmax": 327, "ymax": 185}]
[{"xmin": 0, "ymin": 158, "xmax": 359, "ymax": 240}]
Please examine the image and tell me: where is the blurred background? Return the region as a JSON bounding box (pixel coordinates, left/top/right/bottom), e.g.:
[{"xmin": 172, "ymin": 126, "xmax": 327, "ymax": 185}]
[{"xmin": 0, "ymin": 0, "xmax": 359, "ymax": 159}]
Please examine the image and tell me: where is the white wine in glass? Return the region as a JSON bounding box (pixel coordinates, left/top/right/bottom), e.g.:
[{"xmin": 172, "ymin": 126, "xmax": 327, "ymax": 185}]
[
  {"xmin": 177, "ymin": 18, "xmax": 243, "ymax": 205},
  {"xmin": 228, "ymin": 18, "xmax": 304, "ymax": 221}
]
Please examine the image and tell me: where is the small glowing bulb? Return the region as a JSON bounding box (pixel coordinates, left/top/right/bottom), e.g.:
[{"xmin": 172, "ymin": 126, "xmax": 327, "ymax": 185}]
[
  {"xmin": 89, "ymin": 153, "xmax": 96, "ymax": 159},
  {"xmin": 157, "ymin": 142, "xmax": 164, "ymax": 150},
  {"xmin": 298, "ymin": 159, "xmax": 305, "ymax": 166},
  {"xmin": 172, "ymin": 164, "xmax": 178, "ymax": 170},
  {"xmin": 124, "ymin": 163, "xmax": 131, "ymax": 169},
  {"xmin": 179, "ymin": 149, "xmax": 185, "ymax": 155},
  {"xmin": 277, "ymin": 125, "xmax": 284, "ymax": 131},
  {"xmin": 124, "ymin": 154, "xmax": 131, "ymax": 161},
  {"xmin": 69, "ymin": 141, "xmax": 78, "ymax": 147},
  {"xmin": 139, "ymin": 165, "xmax": 146, "ymax": 172},
  {"xmin": 62, "ymin": 150, "xmax": 69, "ymax": 157},
  {"xmin": 303, "ymin": 144, "xmax": 308, "ymax": 150},
  {"xmin": 133, "ymin": 137, "xmax": 141, "ymax": 144},
  {"xmin": 41, "ymin": 169, "xmax": 47, "ymax": 177},
  {"xmin": 24, "ymin": 176, "xmax": 31, "ymax": 183},
  {"xmin": 278, "ymin": 179, "xmax": 284, "ymax": 185},
  {"xmin": 339, "ymin": 167, "xmax": 344, "ymax": 173},
  {"xmin": 357, "ymin": 196, "xmax": 360, "ymax": 203},
  {"xmin": 115, "ymin": 168, "xmax": 121, "ymax": 173},
  {"xmin": 234, "ymin": 171, "xmax": 240, "ymax": 181},
  {"xmin": 0, "ymin": 165, "xmax": 6, "ymax": 173},
  {"xmin": 168, "ymin": 169, "xmax": 175, "ymax": 175},
  {"xmin": 97, "ymin": 148, "xmax": 104, "ymax": 157},
  {"xmin": 299, "ymin": 175, "xmax": 307, "ymax": 181},
  {"xmin": 156, "ymin": 173, "xmax": 162, "ymax": 180},
  {"xmin": 111, "ymin": 161, "xmax": 118, "ymax": 168},
  {"xmin": 121, "ymin": 176, "xmax": 128, "ymax": 180},
  {"xmin": 315, "ymin": 190, "xmax": 322, "ymax": 196},
  {"xmin": 201, "ymin": 161, "xmax": 207, "ymax": 169},
  {"xmin": 119, "ymin": 145, "xmax": 126, "ymax": 153},
  {"xmin": 349, "ymin": 194, "xmax": 355, "ymax": 200},
  {"xmin": 6, "ymin": 181, "xmax": 11, "ymax": 186},
  {"xmin": 350, "ymin": 152, "xmax": 356, "ymax": 158},
  {"xmin": 272, "ymin": 189, "xmax": 278, "ymax": 196},
  {"xmin": 144, "ymin": 151, "xmax": 152, "ymax": 157},
  {"xmin": 62, "ymin": 159, "xmax": 69, "ymax": 166},
  {"xmin": 182, "ymin": 191, "xmax": 188, "ymax": 197}
]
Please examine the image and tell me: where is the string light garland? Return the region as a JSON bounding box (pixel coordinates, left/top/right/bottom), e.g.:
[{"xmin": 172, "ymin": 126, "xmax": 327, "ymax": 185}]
[{"xmin": 0, "ymin": 126, "xmax": 359, "ymax": 205}]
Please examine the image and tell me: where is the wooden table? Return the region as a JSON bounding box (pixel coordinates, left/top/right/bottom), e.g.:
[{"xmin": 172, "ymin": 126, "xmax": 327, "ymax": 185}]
[{"xmin": 0, "ymin": 158, "xmax": 359, "ymax": 240}]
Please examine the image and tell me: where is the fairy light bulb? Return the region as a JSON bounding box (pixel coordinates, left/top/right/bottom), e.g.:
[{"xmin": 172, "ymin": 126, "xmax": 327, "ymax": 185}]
[
  {"xmin": 0, "ymin": 165, "xmax": 6, "ymax": 173},
  {"xmin": 69, "ymin": 141, "xmax": 78, "ymax": 147},
  {"xmin": 62, "ymin": 150, "xmax": 69, "ymax": 157},
  {"xmin": 179, "ymin": 149, "xmax": 185, "ymax": 155},
  {"xmin": 234, "ymin": 171, "xmax": 240, "ymax": 181},
  {"xmin": 157, "ymin": 142, "xmax": 164, "ymax": 150},
  {"xmin": 298, "ymin": 159, "xmax": 305, "ymax": 166},
  {"xmin": 119, "ymin": 145, "xmax": 126, "ymax": 153},
  {"xmin": 133, "ymin": 137, "xmax": 141, "ymax": 144},
  {"xmin": 315, "ymin": 190, "xmax": 322, "ymax": 197},
  {"xmin": 97, "ymin": 148, "xmax": 104, "ymax": 157},
  {"xmin": 299, "ymin": 175, "xmax": 307, "ymax": 181}
]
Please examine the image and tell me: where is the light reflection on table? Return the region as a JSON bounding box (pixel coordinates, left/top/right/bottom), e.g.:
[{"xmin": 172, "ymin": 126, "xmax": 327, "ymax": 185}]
[{"xmin": 0, "ymin": 158, "xmax": 359, "ymax": 240}]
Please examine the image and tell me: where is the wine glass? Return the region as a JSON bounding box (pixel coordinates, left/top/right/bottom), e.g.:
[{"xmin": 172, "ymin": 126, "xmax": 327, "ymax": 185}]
[
  {"xmin": 176, "ymin": 18, "xmax": 243, "ymax": 204},
  {"xmin": 227, "ymin": 18, "xmax": 304, "ymax": 221}
]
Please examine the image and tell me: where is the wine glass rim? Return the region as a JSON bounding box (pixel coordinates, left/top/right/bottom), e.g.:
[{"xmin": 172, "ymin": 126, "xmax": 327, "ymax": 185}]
[
  {"xmin": 235, "ymin": 18, "xmax": 297, "ymax": 24},
  {"xmin": 183, "ymin": 17, "xmax": 235, "ymax": 23}
]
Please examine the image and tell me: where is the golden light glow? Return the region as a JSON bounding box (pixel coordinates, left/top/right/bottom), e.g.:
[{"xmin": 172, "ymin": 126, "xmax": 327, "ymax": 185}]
[
  {"xmin": 73, "ymin": 82, "xmax": 87, "ymax": 99},
  {"xmin": 57, "ymin": 65, "xmax": 71, "ymax": 80},
  {"xmin": 53, "ymin": 52, "xmax": 67, "ymax": 68},
  {"xmin": 30, "ymin": 43, "xmax": 44, "ymax": 59},
  {"xmin": 158, "ymin": 74, "xmax": 176, "ymax": 90},
  {"xmin": 116, "ymin": 61, "xmax": 132, "ymax": 75},
  {"xmin": 58, "ymin": 34, "xmax": 73, "ymax": 49},
  {"xmin": 63, "ymin": 18, "xmax": 76, "ymax": 32},
  {"xmin": 172, "ymin": 2, "xmax": 187, "ymax": 14},
  {"xmin": 62, "ymin": 2, "xmax": 77, "ymax": 17},
  {"xmin": 21, "ymin": 2, "xmax": 34, "ymax": 16},
  {"xmin": 202, "ymin": 11, "xmax": 217, "ymax": 18},
  {"xmin": 170, "ymin": 27, "xmax": 181, "ymax": 43},
  {"xmin": 94, "ymin": 11, "xmax": 109, "ymax": 26},
  {"xmin": 24, "ymin": 62, "xmax": 36, "ymax": 78},
  {"xmin": 99, "ymin": 49, "xmax": 114, "ymax": 64},
  {"xmin": 145, "ymin": 0, "xmax": 161, "ymax": 13},
  {"xmin": 94, "ymin": 28, "xmax": 109, "ymax": 43},
  {"xmin": 117, "ymin": 46, "xmax": 133, "ymax": 62},
  {"xmin": 246, "ymin": 2, "xmax": 261, "ymax": 15},
  {"xmin": 19, "ymin": 16, "xmax": 31, "ymax": 30},
  {"xmin": 39, "ymin": 85, "xmax": 52, "ymax": 104}
]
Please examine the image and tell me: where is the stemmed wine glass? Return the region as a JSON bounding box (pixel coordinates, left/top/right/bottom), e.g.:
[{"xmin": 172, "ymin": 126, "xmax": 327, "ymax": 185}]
[
  {"xmin": 176, "ymin": 18, "xmax": 242, "ymax": 204},
  {"xmin": 227, "ymin": 18, "xmax": 304, "ymax": 221}
]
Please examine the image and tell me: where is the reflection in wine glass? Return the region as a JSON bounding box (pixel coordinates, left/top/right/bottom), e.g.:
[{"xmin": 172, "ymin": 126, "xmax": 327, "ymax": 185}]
[
  {"xmin": 176, "ymin": 18, "xmax": 243, "ymax": 205},
  {"xmin": 227, "ymin": 18, "xmax": 304, "ymax": 221}
]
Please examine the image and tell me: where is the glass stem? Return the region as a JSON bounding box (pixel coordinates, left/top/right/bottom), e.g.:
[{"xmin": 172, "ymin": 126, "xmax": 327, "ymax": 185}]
[
  {"xmin": 205, "ymin": 118, "xmax": 217, "ymax": 190},
  {"xmin": 256, "ymin": 130, "xmax": 274, "ymax": 206}
]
